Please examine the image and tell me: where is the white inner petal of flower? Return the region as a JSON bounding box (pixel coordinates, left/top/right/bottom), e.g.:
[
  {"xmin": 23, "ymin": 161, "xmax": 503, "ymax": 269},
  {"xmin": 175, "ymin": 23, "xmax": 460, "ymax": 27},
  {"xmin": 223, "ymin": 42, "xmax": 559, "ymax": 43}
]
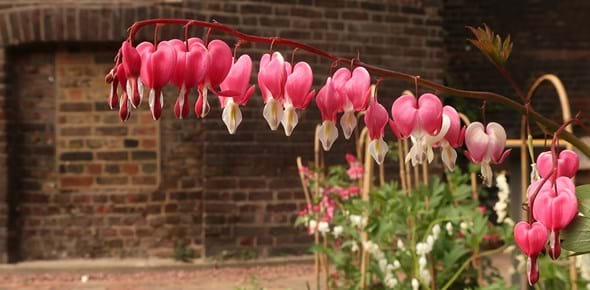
[{"xmin": 263, "ymin": 98, "xmax": 283, "ymax": 131}]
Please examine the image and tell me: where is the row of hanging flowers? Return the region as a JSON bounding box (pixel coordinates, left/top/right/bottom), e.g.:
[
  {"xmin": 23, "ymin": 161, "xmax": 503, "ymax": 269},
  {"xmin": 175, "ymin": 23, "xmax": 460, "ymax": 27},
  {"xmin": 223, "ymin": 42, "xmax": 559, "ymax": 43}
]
[{"xmin": 104, "ymin": 19, "xmax": 582, "ymax": 286}]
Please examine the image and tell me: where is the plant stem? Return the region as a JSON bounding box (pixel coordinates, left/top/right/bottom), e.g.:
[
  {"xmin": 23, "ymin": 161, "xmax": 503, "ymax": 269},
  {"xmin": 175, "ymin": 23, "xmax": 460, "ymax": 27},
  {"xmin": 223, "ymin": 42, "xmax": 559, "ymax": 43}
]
[
  {"xmin": 122, "ymin": 18, "xmax": 590, "ymax": 158},
  {"xmin": 440, "ymin": 246, "xmax": 508, "ymax": 290}
]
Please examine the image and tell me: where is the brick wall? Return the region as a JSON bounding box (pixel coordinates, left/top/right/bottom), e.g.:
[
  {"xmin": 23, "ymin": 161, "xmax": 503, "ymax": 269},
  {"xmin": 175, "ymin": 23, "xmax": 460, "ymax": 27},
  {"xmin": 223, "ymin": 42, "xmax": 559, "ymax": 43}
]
[
  {"xmin": 444, "ymin": 0, "xmax": 590, "ymax": 136},
  {"xmin": 0, "ymin": 0, "xmax": 446, "ymax": 261}
]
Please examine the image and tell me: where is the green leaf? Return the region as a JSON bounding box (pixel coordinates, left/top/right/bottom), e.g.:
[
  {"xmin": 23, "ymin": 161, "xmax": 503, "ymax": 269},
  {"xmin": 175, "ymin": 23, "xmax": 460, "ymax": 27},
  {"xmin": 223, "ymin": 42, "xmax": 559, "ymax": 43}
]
[
  {"xmin": 562, "ymin": 215, "xmax": 590, "ymax": 254},
  {"xmin": 576, "ymin": 184, "xmax": 590, "ymax": 217}
]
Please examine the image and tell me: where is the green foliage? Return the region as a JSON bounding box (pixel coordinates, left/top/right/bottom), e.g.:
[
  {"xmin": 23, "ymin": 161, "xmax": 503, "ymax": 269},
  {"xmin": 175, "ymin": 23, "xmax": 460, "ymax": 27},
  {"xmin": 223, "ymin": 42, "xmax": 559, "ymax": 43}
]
[
  {"xmin": 467, "ymin": 24, "xmax": 513, "ymax": 66},
  {"xmin": 172, "ymin": 241, "xmax": 196, "ymax": 263},
  {"xmin": 298, "ymin": 163, "xmax": 514, "ymax": 289},
  {"xmin": 561, "ymin": 185, "xmax": 590, "ymax": 254}
]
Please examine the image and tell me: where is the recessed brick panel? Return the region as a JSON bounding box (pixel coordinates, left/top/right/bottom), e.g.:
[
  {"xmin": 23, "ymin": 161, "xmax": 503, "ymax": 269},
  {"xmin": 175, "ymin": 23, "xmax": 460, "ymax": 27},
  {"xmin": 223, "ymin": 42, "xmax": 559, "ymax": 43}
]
[{"xmin": 55, "ymin": 51, "xmax": 160, "ymax": 191}]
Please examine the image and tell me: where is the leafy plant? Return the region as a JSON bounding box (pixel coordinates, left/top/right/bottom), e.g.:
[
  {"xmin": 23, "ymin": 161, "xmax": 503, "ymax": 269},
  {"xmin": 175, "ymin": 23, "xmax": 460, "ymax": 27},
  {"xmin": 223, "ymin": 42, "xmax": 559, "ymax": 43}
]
[{"xmin": 172, "ymin": 241, "xmax": 196, "ymax": 263}]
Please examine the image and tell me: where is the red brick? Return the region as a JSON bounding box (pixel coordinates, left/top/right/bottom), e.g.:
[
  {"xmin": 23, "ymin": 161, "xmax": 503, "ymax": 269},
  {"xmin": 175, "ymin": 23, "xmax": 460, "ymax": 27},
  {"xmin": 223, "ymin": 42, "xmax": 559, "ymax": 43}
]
[{"xmin": 60, "ymin": 176, "xmax": 93, "ymax": 187}]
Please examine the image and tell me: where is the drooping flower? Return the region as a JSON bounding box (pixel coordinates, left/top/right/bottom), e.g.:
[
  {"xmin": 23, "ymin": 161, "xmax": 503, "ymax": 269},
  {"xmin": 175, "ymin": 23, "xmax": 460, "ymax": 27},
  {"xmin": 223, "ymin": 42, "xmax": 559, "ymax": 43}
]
[
  {"xmin": 390, "ymin": 93, "xmax": 450, "ymax": 166},
  {"xmin": 168, "ymin": 38, "xmax": 209, "ymax": 119},
  {"xmin": 137, "ymin": 41, "xmax": 177, "ymax": 120},
  {"xmin": 195, "ymin": 40, "xmax": 233, "ymax": 118},
  {"xmin": 345, "ymin": 154, "xmax": 364, "ymax": 180},
  {"xmin": 281, "ymin": 61, "xmax": 315, "ymax": 136},
  {"xmin": 316, "ymin": 77, "xmax": 345, "ymax": 151},
  {"xmin": 364, "ymin": 98, "xmax": 389, "ymax": 164},
  {"xmin": 514, "ymin": 221, "xmax": 548, "ymax": 285},
  {"xmin": 464, "ymin": 122, "xmax": 511, "ymax": 186},
  {"xmin": 332, "ymin": 67, "xmax": 371, "ymax": 139},
  {"xmin": 437, "ymin": 106, "xmax": 465, "ymax": 171},
  {"xmin": 107, "ymin": 67, "xmax": 119, "ymax": 110},
  {"xmin": 121, "ymin": 41, "xmax": 142, "ymax": 107},
  {"xmin": 115, "ymin": 64, "xmax": 131, "ymax": 121},
  {"xmin": 531, "ymin": 176, "xmax": 578, "ymax": 259},
  {"xmin": 536, "ymin": 149, "xmax": 579, "ymax": 179},
  {"xmin": 259, "ymin": 52, "xmax": 289, "ymax": 130},
  {"xmin": 218, "ymin": 55, "xmax": 255, "ymax": 134}
]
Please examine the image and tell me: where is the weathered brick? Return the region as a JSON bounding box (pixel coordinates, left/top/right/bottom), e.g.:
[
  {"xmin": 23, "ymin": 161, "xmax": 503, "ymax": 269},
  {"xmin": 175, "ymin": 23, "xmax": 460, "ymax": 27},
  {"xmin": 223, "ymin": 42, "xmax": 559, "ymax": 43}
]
[{"xmin": 60, "ymin": 152, "xmax": 92, "ymax": 161}]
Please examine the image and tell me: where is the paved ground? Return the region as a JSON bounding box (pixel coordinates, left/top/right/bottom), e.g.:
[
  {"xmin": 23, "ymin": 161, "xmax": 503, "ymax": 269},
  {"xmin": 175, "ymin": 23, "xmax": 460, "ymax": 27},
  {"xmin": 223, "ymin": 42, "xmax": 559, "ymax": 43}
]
[
  {"xmin": 0, "ymin": 258, "xmax": 316, "ymax": 290},
  {"xmin": 0, "ymin": 254, "xmax": 514, "ymax": 290}
]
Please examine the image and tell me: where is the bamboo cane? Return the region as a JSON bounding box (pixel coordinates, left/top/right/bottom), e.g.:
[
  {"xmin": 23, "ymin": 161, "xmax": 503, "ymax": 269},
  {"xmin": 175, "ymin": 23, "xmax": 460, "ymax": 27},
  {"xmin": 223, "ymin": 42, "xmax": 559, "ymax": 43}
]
[
  {"xmin": 398, "ymin": 140, "xmax": 408, "ymax": 195},
  {"xmin": 359, "ymin": 131, "xmax": 374, "ymax": 290},
  {"xmin": 313, "ymin": 125, "xmax": 321, "ymax": 290}
]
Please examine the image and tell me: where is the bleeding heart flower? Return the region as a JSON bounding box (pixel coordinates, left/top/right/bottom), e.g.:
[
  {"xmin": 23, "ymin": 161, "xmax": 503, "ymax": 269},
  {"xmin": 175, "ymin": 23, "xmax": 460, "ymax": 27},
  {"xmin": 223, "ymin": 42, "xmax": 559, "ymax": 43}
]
[
  {"xmin": 532, "ymin": 176, "xmax": 578, "ymax": 259},
  {"xmin": 121, "ymin": 41, "xmax": 142, "ymax": 108},
  {"xmin": 438, "ymin": 106, "xmax": 465, "ymax": 171},
  {"xmin": 259, "ymin": 52, "xmax": 289, "ymax": 130},
  {"xmin": 218, "ymin": 55, "xmax": 255, "ymax": 134},
  {"xmin": 464, "ymin": 122, "xmax": 511, "ymax": 187},
  {"xmin": 281, "ymin": 61, "xmax": 315, "ymax": 136},
  {"xmin": 364, "ymin": 98, "xmax": 389, "ymax": 164},
  {"xmin": 345, "ymin": 154, "xmax": 364, "ymax": 180},
  {"xmin": 536, "ymin": 149, "xmax": 579, "ymax": 179},
  {"xmin": 513, "ymin": 221, "xmax": 548, "ymax": 285},
  {"xmin": 333, "ymin": 67, "xmax": 371, "ymax": 139},
  {"xmin": 195, "ymin": 40, "xmax": 233, "ymax": 118},
  {"xmin": 168, "ymin": 38, "xmax": 208, "ymax": 119},
  {"xmin": 316, "ymin": 77, "xmax": 345, "ymax": 151},
  {"xmin": 115, "ymin": 64, "xmax": 131, "ymax": 121},
  {"xmin": 137, "ymin": 41, "xmax": 177, "ymax": 120},
  {"xmin": 390, "ymin": 93, "xmax": 449, "ymax": 166}
]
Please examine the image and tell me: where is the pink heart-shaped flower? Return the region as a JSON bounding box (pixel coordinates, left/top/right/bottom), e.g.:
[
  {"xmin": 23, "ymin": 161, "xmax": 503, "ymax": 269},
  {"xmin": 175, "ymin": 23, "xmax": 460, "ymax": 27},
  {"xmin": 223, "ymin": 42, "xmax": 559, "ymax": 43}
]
[
  {"xmin": 532, "ymin": 176, "xmax": 578, "ymax": 231},
  {"xmin": 390, "ymin": 93, "xmax": 443, "ymax": 138},
  {"xmin": 258, "ymin": 52, "xmax": 289, "ymax": 103},
  {"xmin": 514, "ymin": 221, "xmax": 547, "ymax": 256},
  {"xmin": 536, "ymin": 149, "xmax": 579, "ymax": 179}
]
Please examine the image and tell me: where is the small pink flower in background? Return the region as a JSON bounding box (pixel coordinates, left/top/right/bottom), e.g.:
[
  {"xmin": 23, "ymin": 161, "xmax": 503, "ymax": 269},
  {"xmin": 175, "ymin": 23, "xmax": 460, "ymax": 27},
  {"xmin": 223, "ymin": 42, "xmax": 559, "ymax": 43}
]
[
  {"xmin": 437, "ymin": 106, "xmax": 465, "ymax": 171},
  {"xmin": 259, "ymin": 52, "xmax": 289, "ymax": 130},
  {"xmin": 136, "ymin": 41, "xmax": 177, "ymax": 120},
  {"xmin": 299, "ymin": 166, "xmax": 314, "ymax": 180},
  {"xmin": 168, "ymin": 38, "xmax": 208, "ymax": 119},
  {"xmin": 121, "ymin": 41, "xmax": 142, "ymax": 108},
  {"xmin": 219, "ymin": 55, "xmax": 256, "ymax": 134},
  {"xmin": 337, "ymin": 186, "xmax": 360, "ymax": 200},
  {"xmin": 464, "ymin": 122, "xmax": 511, "ymax": 186},
  {"xmin": 332, "ymin": 67, "xmax": 371, "ymax": 139},
  {"xmin": 531, "ymin": 176, "xmax": 578, "ymax": 259},
  {"xmin": 364, "ymin": 98, "xmax": 389, "ymax": 164},
  {"xmin": 390, "ymin": 93, "xmax": 449, "ymax": 166},
  {"xmin": 513, "ymin": 221, "xmax": 548, "ymax": 285},
  {"xmin": 195, "ymin": 40, "xmax": 233, "ymax": 118},
  {"xmin": 281, "ymin": 61, "xmax": 315, "ymax": 136},
  {"xmin": 316, "ymin": 77, "xmax": 345, "ymax": 151},
  {"xmin": 321, "ymin": 195, "xmax": 335, "ymax": 222},
  {"xmin": 115, "ymin": 64, "xmax": 131, "ymax": 121},
  {"xmin": 536, "ymin": 149, "xmax": 579, "ymax": 179},
  {"xmin": 345, "ymin": 154, "xmax": 364, "ymax": 180}
]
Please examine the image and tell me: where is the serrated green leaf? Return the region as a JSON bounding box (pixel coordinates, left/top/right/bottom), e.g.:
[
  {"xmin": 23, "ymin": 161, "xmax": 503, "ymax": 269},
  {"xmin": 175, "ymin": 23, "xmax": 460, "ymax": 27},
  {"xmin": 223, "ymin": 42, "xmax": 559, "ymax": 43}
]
[{"xmin": 562, "ymin": 215, "xmax": 590, "ymax": 254}]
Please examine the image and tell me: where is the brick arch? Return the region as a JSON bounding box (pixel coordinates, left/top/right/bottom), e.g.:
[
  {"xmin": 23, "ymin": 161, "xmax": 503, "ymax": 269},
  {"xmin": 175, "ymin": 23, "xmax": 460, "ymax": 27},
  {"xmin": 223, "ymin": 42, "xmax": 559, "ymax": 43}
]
[{"xmin": 0, "ymin": 3, "xmax": 204, "ymax": 47}]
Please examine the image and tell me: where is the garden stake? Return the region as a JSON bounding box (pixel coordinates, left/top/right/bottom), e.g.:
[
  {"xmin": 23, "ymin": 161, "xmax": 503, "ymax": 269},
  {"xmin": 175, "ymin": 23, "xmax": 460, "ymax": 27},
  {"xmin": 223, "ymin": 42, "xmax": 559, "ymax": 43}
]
[
  {"xmin": 296, "ymin": 157, "xmax": 313, "ymax": 209},
  {"xmin": 359, "ymin": 128, "xmax": 374, "ymax": 290},
  {"xmin": 413, "ymin": 162, "xmax": 420, "ymax": 189},
  {"xmin": 398, "ymin": 139, "xmax": 408, "ymax": 195},
  {"xmin": 403, "ymin": 139, "xmax": 413, "ymax": 194},
  {"xmin": 313, "ymin": 125, "xmax": 321, "ymax": 290}
]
